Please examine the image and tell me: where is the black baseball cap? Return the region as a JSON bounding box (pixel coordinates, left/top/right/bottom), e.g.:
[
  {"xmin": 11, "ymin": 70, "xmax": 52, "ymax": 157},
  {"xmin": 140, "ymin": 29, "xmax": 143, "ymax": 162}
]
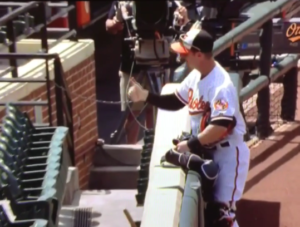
[{"xmin": 170, "ymin": 28, "xmax": 214, "ymax": 55}]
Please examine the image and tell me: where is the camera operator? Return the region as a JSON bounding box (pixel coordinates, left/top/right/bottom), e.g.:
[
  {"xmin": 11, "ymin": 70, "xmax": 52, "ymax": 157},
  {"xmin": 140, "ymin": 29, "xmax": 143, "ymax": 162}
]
[{"xmin": 106, "ymin": 1, "xmax": 191, "ymax": 144}]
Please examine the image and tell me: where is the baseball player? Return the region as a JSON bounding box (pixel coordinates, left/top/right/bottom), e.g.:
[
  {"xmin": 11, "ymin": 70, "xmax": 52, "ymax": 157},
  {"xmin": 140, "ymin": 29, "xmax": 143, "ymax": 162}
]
[{"xmin": 128, "ymin": 28, "xmax": 250, "ymax": 227}]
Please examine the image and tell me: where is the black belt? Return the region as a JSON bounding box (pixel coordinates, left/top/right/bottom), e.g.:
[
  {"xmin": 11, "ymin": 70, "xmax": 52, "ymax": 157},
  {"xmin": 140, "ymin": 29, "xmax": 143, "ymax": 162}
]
[{"xmin": 209, "ymin": 141, "xmax": 230, "ymax": 151}]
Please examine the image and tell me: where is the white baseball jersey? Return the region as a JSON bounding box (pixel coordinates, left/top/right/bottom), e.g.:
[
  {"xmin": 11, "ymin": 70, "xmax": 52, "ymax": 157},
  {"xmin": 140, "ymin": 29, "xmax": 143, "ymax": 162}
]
[
  {"xmin": 174, "ymin": 63, "xmax": 250, "ymax": 224},
  {"xmin": 175, "ymin": 62, "xmax": 246, "ymax": 140}
]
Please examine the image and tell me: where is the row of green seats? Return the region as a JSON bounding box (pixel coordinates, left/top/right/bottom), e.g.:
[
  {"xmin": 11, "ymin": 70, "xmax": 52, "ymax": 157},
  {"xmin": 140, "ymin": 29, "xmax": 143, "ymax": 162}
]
[
  {"xmin": 0, "ymin": 14, "xmax": 35, "ymax": 44},
  {"xmin": 0, "ymin": 203, "xmax": 48, "ymax": 227},
  {"xmin": 0, "ymin": 104, "xmax": 69, "ymax": 227}
]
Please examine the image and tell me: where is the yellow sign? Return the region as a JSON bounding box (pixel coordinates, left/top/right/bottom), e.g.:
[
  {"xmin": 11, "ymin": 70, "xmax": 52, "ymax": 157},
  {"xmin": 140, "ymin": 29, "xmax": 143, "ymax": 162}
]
[{"xmin": 286, "ymin": 23, "xmax": 300, "ymax": 42}]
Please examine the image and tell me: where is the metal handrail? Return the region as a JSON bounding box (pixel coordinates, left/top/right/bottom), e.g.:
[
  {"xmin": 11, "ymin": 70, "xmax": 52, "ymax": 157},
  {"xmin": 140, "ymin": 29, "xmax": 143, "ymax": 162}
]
[
  {"xmin": 54, "ymin": 58, "xmax": 75, "ymax": 165},
  {"xmin": 0, "ymin": 2, "xmax": 76, "ymax": 165}
]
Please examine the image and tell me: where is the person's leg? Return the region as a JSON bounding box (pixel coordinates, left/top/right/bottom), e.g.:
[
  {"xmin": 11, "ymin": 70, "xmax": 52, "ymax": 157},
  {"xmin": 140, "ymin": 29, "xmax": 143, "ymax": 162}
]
[
  {"xmin": 125, "ymin": 110, "xmax": 142, "ymax": 144},
  {"xmin": 211, "ymin": 142, "xmax": 250, "ymax": 227},
  {"xmin": 205, "ymin": 201, "xmax": 239, "ymax": 227},
  {"xmin": 144, "ymin": 106, "xmax": 154, "ymax": 129},
  {"xmin": 119, "ymin": 71, "xmax": 144, "ymax": 144},
  {"xmin": 213, "ymin": 142, "xmax": 249, "ymax": 201}
]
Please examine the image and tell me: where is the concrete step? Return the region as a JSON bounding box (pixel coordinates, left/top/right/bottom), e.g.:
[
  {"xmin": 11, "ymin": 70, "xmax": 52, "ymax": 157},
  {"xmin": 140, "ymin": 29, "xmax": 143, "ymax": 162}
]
[
  {"xmin": 59, "ymin": 190, "xmax": 143, "ymax": 227},
  {"xmin": 94, "ymin": 144, "xmax": 143, "ymax": 167},
  {"xmin": 89, "ymin": 166, "xmax": 140, "ymax": 189}
]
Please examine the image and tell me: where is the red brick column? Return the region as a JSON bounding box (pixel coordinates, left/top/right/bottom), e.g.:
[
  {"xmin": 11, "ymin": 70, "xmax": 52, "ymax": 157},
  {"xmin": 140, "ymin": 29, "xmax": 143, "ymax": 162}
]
[{"xmin": 63, "ymin": 56, "xmax": 98, "ymax": 188}]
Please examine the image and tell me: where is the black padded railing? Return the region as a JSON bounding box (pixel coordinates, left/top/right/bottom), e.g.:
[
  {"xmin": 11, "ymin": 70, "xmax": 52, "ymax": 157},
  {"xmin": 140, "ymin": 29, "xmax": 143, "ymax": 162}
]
[{"xmin": 0, "ymin": 2, "xmax": 76, "ymax": 165}]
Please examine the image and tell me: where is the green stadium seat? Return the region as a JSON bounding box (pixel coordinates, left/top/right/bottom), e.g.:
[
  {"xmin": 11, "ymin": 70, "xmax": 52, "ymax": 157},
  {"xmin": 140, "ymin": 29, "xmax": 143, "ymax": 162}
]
[
  {"xmin": 0, "ymin": 204, "xmax": 48, "ymax": 227},
  {"xmin": 13, "ymin": 21, "xmax": 26, "ymax": 37},
  {"xmin": 0, "ymin": 30, "xmax": 7, "ymax": 44},
  {"xmin": 0, "ymin": 104, "xmax": 70, "ymax": 227},
  {"xmin": 18, "ymin": 15, "xmax": 35, "ymax": 28}
]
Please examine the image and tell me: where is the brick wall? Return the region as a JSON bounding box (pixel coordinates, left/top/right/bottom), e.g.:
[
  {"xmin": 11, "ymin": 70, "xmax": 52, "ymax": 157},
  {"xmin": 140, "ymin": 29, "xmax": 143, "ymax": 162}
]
[{"xmin": 0, "ymin": 55, "xmax": 97, "ymax": 189}]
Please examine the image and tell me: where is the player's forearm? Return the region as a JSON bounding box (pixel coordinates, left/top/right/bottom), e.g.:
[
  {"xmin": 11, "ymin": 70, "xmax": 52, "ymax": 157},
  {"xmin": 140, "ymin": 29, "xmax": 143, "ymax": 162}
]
[
  {"xmin": 197, "ymin": 125, "xmax": 228, "ymax": 145},
  {"xmin": 186, "ymin": 125, "xmax": 228, "ymax": 156},
  {"xmin": 187, "ymin": 118, "xmax": 234, "ymax": 154},
  {"xmin": 105, "ymin": 19, "xmax": 118, "ymax": 34},
  {"xmin": 146, "ymin": 92, "xmax": 185, "ymax": 110}
]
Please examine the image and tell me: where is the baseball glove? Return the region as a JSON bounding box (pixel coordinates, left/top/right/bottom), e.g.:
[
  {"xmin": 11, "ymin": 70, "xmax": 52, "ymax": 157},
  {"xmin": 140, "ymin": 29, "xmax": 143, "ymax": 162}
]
[
  {"xmin": 160, "ymin": 131, "xmax": 210, "ymax": 166},
  {"xmin": 172, "ymin": 131, "xmax": 193, "ymax": 146},
  {"xmin": 160, "ymin": 131, "xmax": 191, "ymax": 166}
]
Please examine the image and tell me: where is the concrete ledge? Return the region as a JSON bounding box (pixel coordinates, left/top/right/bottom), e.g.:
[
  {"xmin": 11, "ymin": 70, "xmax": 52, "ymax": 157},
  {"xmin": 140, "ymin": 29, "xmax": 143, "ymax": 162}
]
[
  {"xmin": 142, "ymin": 188, "xmax": 182, "ymax": 227},
  {"xmin": 141, "ymin": 84, "xmax": 191, "ymax": 227}
]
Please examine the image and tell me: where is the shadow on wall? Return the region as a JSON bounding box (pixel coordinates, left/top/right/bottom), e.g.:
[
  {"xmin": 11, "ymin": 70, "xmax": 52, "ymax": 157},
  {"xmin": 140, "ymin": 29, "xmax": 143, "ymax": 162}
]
[
  {"xmin": 236, "ymin": 199, "xmax": 280, "ymax": 227},
  {"xmin": 92, "ymin": 17, "xmax": 122, "ymax": 84},
  {"xmin": 78, "ymin": 15, "xmax": 122, "ymax": 83},
  {"xmin": 85, "ymin": 16, "xmax": 124, "ymax": 141}
]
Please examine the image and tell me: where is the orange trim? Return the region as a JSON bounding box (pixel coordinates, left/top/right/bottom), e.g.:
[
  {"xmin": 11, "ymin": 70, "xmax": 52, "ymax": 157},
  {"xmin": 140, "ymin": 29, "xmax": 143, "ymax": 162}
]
[
  {"xmin": 200, "ymin": 113, "xmax": 209, "ymax": 132},
  {"xmin": 155, "ymin": 31, "xmax": 161, "ymax": 39},
  {"xmin": 231, "ymin": 147, "xmax": 240, "ymax": 202},
  {"xmin": 170, "ymin": 42, "xmax": 189, "ymax": 55},
  {"xmin": 189, "ymin": 111, "xmax": 205, "ymax": 115},
  {"xmin": 76, "ymin": 1, "xmax": 91, "ymax": 27}
]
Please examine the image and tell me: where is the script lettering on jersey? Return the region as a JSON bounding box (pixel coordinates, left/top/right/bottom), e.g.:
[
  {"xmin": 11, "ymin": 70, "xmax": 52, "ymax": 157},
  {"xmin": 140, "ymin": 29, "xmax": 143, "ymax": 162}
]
[
  {"xmin": 286, "ymin": 23, "xmax": 300, "ymax": 43},
  {"xmin": 188, "ymin": 89, "xmax": 207, "ymax": 112}
]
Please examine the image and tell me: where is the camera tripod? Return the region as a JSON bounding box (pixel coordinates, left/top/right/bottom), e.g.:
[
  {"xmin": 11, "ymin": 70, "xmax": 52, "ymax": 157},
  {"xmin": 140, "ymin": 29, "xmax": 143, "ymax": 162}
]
[{"xmin": 110, "ymin": 65, "xmax": 171, "ymax": 144}]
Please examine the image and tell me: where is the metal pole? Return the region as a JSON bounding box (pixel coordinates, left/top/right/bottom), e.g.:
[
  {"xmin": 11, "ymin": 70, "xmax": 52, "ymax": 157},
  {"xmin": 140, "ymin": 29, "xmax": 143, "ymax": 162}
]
[
  {"xmin": 256, "ymin": 19, "xmax": 273, "ymax": 138},
  {"xmin": 38, "ymin": 3, "xmax": 53, "ymax": 126},
  {"xmin": 67, "ymin": 1, "xmax": 77, "ymax": 41},
  {"xmin": 0, "ymin": 53, "xmax": 58, "ymax": 59},
  {"xmin": 0, "ymin": 101, "xmax": 48, "ymax": 106},
  {"xmin": 6, "ymin": 20, "xmax": 18, "ymax": 78},
  {"xmin": 281, "ymin": 67, "xmax": 298, "ymax": 121}
]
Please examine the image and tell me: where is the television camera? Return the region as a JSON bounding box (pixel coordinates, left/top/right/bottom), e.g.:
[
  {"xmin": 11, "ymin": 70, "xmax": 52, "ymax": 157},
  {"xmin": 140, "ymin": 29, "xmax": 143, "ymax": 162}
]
[
  {"xmin": 110, "ymin": 1, "xmax": 173, "ymax": 145},
  {"xmin": 115, "ymin": 1, "xmax": 171, "ymax": 68}
]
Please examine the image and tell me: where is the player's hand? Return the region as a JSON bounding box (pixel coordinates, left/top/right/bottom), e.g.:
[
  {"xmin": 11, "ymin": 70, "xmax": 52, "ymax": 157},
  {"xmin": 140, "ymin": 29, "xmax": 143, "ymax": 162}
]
[
  {"xmin": 174, "ymin": 6, "xmax": 189, "ymax": 26},
  {"xmin": 120, "ymin": 5, "xmax": 129, "ymax": 17},
  {"xmin": 175, "ymin": 140, "xmax": 189, "ymax": 153},
  {"xmin": 128, "ymin": 78, "xmax": 149, "ymax": 103},
  {"xmin": 113, "ymin": 16, "xmax": 124, "ymax": 31}
]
